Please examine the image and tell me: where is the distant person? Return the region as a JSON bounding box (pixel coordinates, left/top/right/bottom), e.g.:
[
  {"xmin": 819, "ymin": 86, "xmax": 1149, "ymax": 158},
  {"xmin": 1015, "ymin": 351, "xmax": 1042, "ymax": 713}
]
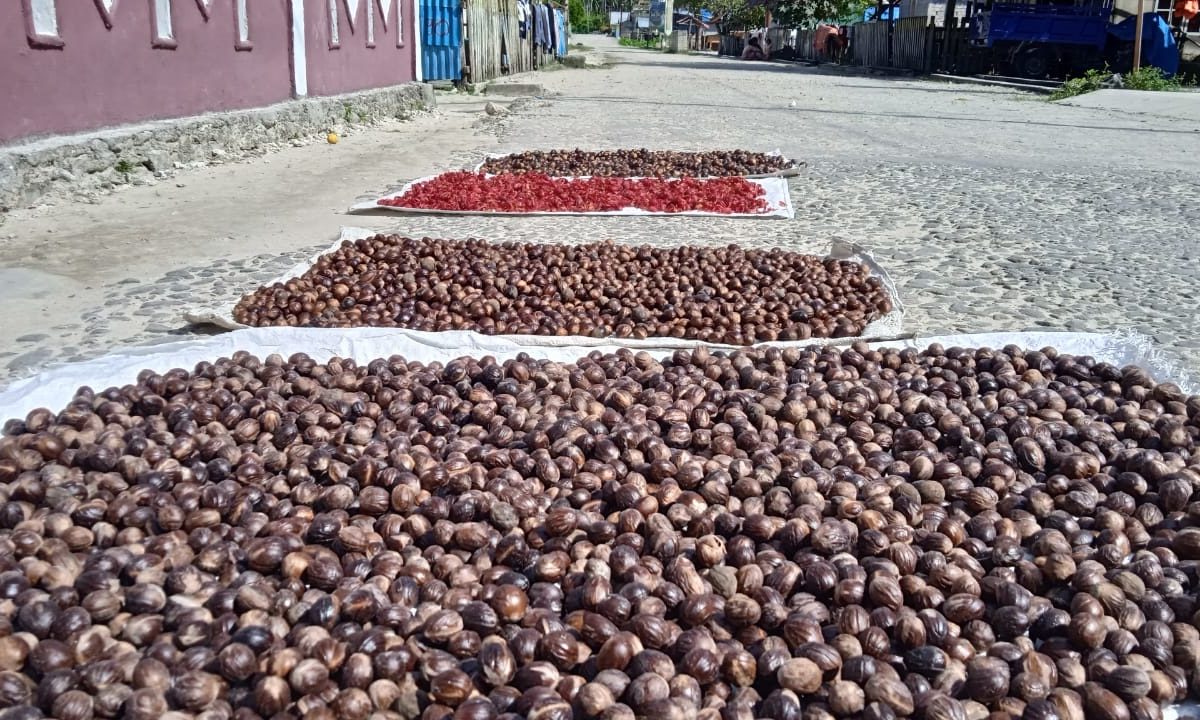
[
  {"xmin": 824, "ymin": 28, "xmax": 846, "ymax": 62},
  {"xmin": 741, "ymin": 34, "xmax": 769, "ymax": 60}
]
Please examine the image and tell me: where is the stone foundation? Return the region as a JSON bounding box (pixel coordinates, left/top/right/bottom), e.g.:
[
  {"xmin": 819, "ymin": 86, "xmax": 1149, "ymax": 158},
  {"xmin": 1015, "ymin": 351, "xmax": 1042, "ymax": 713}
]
[{"xmin": 0, "ymin": 83, "xmax": 435, "ymax": 211}]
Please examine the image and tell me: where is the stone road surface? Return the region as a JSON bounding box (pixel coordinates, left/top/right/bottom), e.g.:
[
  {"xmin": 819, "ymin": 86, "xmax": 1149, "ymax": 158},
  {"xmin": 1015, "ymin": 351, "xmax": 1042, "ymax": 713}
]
[{"xmin": 1, "ymin": 35, "xmax": 1199, "ymax": 395}]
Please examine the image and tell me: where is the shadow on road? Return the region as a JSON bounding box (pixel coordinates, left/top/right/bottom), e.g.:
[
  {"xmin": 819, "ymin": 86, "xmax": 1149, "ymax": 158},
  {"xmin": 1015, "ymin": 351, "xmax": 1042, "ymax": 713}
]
[
  {"xmin": 612, "ymin": 58, "xmax": 822, "ymax": 74},
  {"xmin": 550, "ymin": 94, "xmax": 1200, "ymax": 135},
  {"xmin": 827, "ymin": 83, "xmax": 1018, "ymax": 95}
]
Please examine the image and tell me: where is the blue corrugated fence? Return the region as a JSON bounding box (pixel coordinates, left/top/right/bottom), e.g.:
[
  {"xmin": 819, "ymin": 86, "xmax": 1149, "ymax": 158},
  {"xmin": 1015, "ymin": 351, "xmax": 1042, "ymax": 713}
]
[{"xmin": 421, "ymin": 0, "xmax": 463, "ymax": 81}]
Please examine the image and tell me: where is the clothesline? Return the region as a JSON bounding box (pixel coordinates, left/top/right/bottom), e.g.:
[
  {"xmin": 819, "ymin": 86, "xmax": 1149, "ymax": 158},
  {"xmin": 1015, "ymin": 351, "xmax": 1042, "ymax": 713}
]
[{"xmin": 516, "ymin": 0, "xmax": 569, "ymax": 57}]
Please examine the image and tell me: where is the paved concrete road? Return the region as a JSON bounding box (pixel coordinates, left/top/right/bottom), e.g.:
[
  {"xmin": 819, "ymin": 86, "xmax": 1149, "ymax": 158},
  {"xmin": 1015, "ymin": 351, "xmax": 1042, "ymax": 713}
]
[
  {"xmin": 2, "ymin": 35, "xmax": 1198, "ymax": 390},
  {"xmin": 1055, "ymin": 88, "xmax": 1200, "ymax": 124}
]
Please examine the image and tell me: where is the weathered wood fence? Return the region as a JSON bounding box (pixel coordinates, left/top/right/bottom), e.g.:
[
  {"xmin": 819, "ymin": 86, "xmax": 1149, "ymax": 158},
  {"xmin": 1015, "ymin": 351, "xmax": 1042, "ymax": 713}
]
[
  {"xmin": 718, "ymin": 10, "xmax": 992, "ymax": 74},
  {"xmin": 795, "ymin": 28, "xmax": 816, "ymax": 58},
  {"xmin": 716, "ymin": 28, "xmax": 834, "ymax": 62},
  {"xmin": 891, "ymin": 16, "xmax": 934, "ymax": 70},
  {"xmin": 846, "ymin": 15, "xmax": 987, "ymax": 74},
  {"xmin": 851, "ymin": 20, "xmax": 891, "ymax": 67},
  {"xmin": 463, "ymin": 0, "xmax": 561, "ymax": 82}
]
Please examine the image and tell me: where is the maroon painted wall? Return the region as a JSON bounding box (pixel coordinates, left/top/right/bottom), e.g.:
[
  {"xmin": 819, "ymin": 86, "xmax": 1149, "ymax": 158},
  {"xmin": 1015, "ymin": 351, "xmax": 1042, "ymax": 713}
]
[
  {"xmin": 304, "ymin": 0, "xmax": 417, "ymax": 97},
  {"xmin": 0, "ymin": 1, "xmax": 292, "ymax": 145},
  {"xmin": 2, "ymin": 0, "xmax": 420, "ymax": 146}
]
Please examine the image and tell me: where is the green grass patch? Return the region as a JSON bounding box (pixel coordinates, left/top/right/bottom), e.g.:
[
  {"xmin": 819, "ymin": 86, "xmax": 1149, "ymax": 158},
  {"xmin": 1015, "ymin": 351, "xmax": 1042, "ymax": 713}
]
[
  {"xmin": 1048, "ymin": 68, "xmax": 1109, "ymax": 100},
  {"xmin": 619, "ymin": 36, "xmax": 660, "ymax": 49},
  {"xmin": 1123, "ymin": 66, "xmax": 1186, "ymax": 91},
  {"xmin": 1050, "ymin": 66, "xmax": 1191, "ymax": 101}
]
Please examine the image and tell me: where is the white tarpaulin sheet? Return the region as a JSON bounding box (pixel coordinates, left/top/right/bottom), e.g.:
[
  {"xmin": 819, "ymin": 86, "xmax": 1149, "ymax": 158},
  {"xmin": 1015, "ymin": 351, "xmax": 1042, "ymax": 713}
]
[
  {"xmin": 0, "ymin": 329, "xmax": 1192, "ymax": 422},
  {"xmin": 470, "ymin": 150, "xmax": 807, "ymax": 180},
  {"xmin": 349, "ymin": 175, "xmax": 795, "ymax": 219},
  {"xmin": 181, "ymin": 227, "xmax": 905, "ymax": 340}
]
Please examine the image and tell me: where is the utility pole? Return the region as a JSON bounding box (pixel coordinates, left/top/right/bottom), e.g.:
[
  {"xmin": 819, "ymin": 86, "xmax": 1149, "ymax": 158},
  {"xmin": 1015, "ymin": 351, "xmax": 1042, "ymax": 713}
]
[
  {"xmin": 664, "ymin": 0, "xmax": 674, "ymax": 36},
  {"xmin": 1132, "ymin": 0, "xmax": 1145, "ymax": 72}
]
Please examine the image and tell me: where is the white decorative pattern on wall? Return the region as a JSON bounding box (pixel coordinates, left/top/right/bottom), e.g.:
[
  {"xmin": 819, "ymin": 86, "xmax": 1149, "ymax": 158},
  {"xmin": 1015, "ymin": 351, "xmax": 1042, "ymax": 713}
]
[
  {"xmin": 329, "ymin": 0, "xmax": 341, "ymax": 46},
  {"xmin": 290, "ymin": 0, "xmax": 309, "ymax": 95},
  {"xmin": 29, "ymin": 0, "xmax": 58, "ymax": 36},
  {"xmin": 95, "ymin": 0, "xmax": 118, "ymax": 29},
  {"xmin": 153, "ymin": 0, "xmax": 176, "ymax": 48},
  {"xmin": 328, "ymin": 0, "xmax": 404, "ymax": 49},
  {"xmin": 21, "ymin": 0, "xmax": 253, "ymax": 49},
  {"xmin": 22, "ymin": 0, "xmax": 62, "ymax": 46},
  {"xmin": 236, "ymin": 0, "xmax": 252, "ymax": 48}
]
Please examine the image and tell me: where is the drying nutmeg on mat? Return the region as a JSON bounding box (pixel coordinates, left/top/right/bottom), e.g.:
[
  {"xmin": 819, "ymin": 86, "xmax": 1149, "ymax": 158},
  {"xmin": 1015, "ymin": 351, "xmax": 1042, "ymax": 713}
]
[
  {"xmin": 0, "ymin": 342, "xmax": 1197, "ymax": 720},
  {"xmin": 479, "ymin": 149, "xmax": 797, "ymax": 178},
  {"xmin": 233, "ymin": 236, "xmax": 892, "ymax": 343}
]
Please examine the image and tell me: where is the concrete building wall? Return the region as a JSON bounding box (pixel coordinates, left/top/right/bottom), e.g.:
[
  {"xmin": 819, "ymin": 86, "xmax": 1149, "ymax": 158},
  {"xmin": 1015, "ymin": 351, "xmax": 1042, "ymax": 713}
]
[
  {"xmin": 2, "ymin": 0, "xmax": 420, "ymax": 146},
  {"xmin": 304, "ymin": 0, "xmax": 418, "ymax": 97}
]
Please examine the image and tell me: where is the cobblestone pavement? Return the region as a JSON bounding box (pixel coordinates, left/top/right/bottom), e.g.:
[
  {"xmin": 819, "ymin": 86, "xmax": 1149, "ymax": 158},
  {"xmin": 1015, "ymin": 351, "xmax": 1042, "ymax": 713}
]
[{"xmin": 2, "ymin": 36, "xmax": 1199, "ymax": 392}]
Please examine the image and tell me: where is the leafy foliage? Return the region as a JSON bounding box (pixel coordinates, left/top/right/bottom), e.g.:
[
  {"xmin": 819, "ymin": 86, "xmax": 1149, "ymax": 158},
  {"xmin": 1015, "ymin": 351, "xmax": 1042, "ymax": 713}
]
[
  {"xmin": 774, "ymin": 0, "xmax": 873, "ymax": 26},
  {"xmin": 696, "ymin": 0, "xmax": 766, "ymax": 31},
  {"xmin": 694, "ymin": 0, "xmax": 870, "ymax": 31},
  {"xmin": 567, "ymin": 0, "xmax": 607, "ymax": 32},
  {"xmin": 1123, "ymin": 66, "xmax": 1185, "ymax": 91},
  {"xmin": 1048, "ymin": 66, "xmax": 1187, "ymax": 101},
  {"xmin": 619, "ymin": 36, "xmax": 662, "ymax": 47},
  {"xmin": 1048, "ymin": 68, "xmax": 1110, "ymax": 100}
]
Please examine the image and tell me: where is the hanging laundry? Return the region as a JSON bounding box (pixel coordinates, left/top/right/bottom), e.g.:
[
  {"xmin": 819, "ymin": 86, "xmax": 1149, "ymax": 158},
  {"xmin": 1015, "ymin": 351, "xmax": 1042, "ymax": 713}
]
[
  {"xmin": 555, "ymin": 9, "xmax": 567, "ymax": 57},
  {"xmin": 539, "ymin": 4, "xmax": 552, "ymax": 50},
  {"xmin": 535, "ymin": 4, "xmax": 543, "ymax": 49}
]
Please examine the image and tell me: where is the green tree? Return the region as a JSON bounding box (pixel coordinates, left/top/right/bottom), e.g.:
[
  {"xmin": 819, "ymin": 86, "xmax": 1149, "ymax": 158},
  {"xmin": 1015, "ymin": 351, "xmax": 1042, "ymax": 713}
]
[
  {"xmin": 693, "ymin": 0, "xmax": 864, "ymax": 32},
  {"xmin": 568, "ymin": 0, "xmax": 606, "ymax": 32},
  {"xmin": 702, "ymin": 0, "xmax": 765, "ymax": 31},
  {"xmin": 774, "ymin": 0, "xmax": 872, "ymax": 24}
]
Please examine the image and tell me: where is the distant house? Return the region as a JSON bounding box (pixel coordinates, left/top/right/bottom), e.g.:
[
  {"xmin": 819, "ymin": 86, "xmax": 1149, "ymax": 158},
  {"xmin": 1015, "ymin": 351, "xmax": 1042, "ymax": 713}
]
[
  {"xmin": 673, "ymin": 11, "xmax": 719, "ymax": 49},
  {"xmin": 609, "ymin": 11, "xmax": 631, "ymax": 28},
  {"xmin": 618, "ymin": 14, "xmax": 655, "ymax": 37}
]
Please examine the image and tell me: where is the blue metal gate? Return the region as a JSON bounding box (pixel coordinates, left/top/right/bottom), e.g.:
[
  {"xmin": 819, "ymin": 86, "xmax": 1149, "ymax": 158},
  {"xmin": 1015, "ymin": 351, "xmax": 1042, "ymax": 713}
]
[{"xmin": 421, "ymin": 0, "xmax": 463, "ymax": 81}]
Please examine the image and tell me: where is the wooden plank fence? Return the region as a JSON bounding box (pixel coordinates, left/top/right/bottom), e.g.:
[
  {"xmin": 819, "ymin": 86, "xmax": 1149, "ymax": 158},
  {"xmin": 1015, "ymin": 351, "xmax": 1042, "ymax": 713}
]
[
  {"xmin": 891, "ymin": 16, "xmax": 934, "ymax": 71},
  {"xmin": 464, "ymin": 0, "xmax": 502, "ymax": 82},
  {"xmin": 766, "ymin": 27, "xmax": 794, "ymax": 53},
  {"xmin": 846, "ymin": 15, "xmax": 991, "ymax": 74},
  {"xmin": 850, "ymin": 20, "xmax": 891, "ymax": 67},
  {"xmin": 464, "ymin": 0, "xmax": 560, "ymax": 82},
  {"xmin": 938, "ymin": 17, "xmax": 990, "ymax": 74},
  {"xmin": 717, "ymin": 15, "xmax": 990, "ymax": 74},
  {"xmin": 795, "ymin": 28, "xmax": 816, "ymax": 60},
  {"xmin": 717, "ymin": 27, "xmax": 842, "ymax": 62}
]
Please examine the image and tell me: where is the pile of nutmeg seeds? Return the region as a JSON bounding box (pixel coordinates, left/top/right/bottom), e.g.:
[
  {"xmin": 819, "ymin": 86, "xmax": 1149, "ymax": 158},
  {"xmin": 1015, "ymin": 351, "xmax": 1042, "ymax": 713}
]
[
  {"xmin": 478, "ymin": 150, "xmax": 797, "ymax": 178},
  {"xmin": 1, "ymin": 342, "xmax": 1198, "ymax": 720},
  {"xmin": 232, "ymin": 236, "xmax": 892, "ymax": 343}
]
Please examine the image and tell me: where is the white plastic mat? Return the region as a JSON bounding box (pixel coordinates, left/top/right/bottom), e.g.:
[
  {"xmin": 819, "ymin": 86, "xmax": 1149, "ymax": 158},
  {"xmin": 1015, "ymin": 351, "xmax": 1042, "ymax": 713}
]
[
  {"xmin": 470, "ymin": 150, "xmax": 807, "ymax": 180},
  {"xmin": 181, "ymin": 228, "xmax": 905, "ymax": 339},
  {"xmin": 349, "ymin": 175, "xmax": 795, "ymax": 219},
  {"xmin": 0, "ymin": 330, "xmax": 1193, "ymax": 421}
]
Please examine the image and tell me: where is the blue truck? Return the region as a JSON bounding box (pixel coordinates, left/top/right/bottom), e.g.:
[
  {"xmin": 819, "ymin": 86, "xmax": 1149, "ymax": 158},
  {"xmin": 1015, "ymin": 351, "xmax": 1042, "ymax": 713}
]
[
  {"xmin": 969, "ymin": 0, "xmax": 1180, "ymax": 78},
  {"xmin": 970, "ymin": 0, "xmax": 1115, "ymax": 77}
]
